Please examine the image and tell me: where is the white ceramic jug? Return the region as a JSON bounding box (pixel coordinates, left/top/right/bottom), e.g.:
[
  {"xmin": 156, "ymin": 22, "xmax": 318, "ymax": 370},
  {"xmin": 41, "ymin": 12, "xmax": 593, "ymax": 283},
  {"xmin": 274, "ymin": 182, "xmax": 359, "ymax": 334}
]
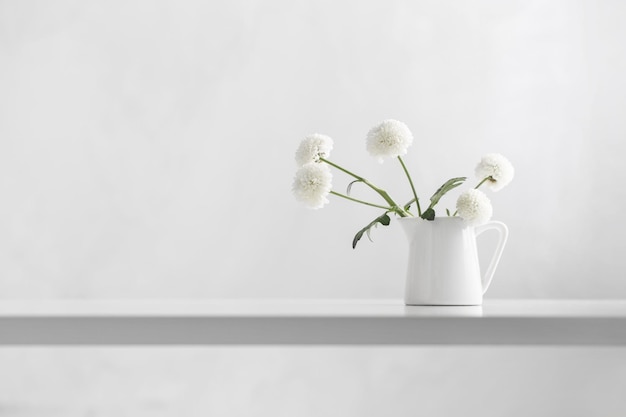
[{"xmin": 398, "ymin": 216, "xmax": 508, "ymax": 306}]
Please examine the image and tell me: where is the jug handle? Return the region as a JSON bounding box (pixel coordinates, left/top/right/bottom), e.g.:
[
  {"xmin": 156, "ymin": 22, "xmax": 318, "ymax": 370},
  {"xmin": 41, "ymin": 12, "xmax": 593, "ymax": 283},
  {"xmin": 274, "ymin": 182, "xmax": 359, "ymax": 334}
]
[{"xmin": 474, "ymin": 221, "xmax": 509, "ymax": 294}]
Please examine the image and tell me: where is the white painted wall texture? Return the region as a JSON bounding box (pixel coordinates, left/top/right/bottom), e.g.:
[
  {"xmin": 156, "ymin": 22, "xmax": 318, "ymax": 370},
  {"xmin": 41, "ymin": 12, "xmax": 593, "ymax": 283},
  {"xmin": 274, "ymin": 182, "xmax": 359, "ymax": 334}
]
[{"xmin": 1, "ymin": 0, "xmax": 626, "ymax": 415}]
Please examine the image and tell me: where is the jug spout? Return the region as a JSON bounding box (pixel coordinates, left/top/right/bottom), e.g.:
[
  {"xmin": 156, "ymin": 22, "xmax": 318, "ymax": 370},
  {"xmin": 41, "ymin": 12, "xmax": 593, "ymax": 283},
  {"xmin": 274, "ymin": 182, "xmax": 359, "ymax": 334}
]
[{"xmin": 398, "ymin": 217, "xmax": 421, "ymax": 243}]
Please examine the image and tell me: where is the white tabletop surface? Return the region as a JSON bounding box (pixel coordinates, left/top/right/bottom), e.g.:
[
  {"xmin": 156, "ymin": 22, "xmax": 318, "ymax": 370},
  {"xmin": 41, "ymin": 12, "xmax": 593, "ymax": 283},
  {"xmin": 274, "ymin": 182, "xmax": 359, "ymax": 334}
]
[
  {"xmin": 1, "ymin": 298, "xmax": 625, "ymax": 316},
  {"xmin": 0, "ymin": 299, "xmax": 624, "ymax": 345}
]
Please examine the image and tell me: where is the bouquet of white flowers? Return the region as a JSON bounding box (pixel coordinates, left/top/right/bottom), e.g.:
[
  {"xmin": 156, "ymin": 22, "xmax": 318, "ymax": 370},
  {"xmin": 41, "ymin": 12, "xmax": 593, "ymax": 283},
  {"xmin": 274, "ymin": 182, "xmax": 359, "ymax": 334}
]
[{"xmin": 292, "ymin": 120, "xmax": 514, "ymax": 248}]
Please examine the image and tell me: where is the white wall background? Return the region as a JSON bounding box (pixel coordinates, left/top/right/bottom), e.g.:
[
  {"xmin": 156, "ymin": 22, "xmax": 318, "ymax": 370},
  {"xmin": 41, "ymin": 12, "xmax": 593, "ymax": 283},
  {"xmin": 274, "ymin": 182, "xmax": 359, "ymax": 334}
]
[{"xmin": 1, "ymin": 0, "xmax": 626, "ymax": 415}]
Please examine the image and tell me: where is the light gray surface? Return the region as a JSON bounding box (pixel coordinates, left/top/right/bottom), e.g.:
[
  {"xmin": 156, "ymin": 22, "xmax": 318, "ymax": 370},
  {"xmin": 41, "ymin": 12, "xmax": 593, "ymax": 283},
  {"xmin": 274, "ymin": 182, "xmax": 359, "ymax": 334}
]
[
  {"xmin": 1, "ymin": 299, "xmax": 625, "ymax": 345},
  {"xmin": 1, "ymin": 298, "xmax": 626, "ymax": 316}
]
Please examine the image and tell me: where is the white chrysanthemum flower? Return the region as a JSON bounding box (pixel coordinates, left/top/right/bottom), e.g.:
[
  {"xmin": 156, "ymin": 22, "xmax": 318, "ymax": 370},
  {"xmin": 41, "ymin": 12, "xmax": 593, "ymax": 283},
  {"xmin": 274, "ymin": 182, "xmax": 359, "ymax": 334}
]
[
  {"xmin": 292, "ymin": 163, "xmax": 333, "ymax": 209},
  {"xmin": 366, "ymin": 119, "xmax": 413, "ymax": 163},
  {"xmin": 295, "ymin": 134, "xmax": 334, "ymax": 166},
  {"xmin": 475, "ymin": 153, "xmax": 515, "ymax": 192},
  {"xmin": 456, "ymin": 189, "xmax": 493, "ymax": 226}
]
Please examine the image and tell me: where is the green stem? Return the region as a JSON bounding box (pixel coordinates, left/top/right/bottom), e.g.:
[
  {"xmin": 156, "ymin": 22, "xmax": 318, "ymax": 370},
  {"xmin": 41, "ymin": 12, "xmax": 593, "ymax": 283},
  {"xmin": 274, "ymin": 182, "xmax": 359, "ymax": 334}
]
[
  {"xmin": 320, "ymin": 157, "xmax": 409, "ymax": 217},
  {"xmin": 397, "ymin": 156, "xmax": 421, "ymax": 217},
  {"xmin": 475, "ymin": 176, "xmax": 493, "ymax": 189},
  {"xmin": 330, "ymin": 191, "xmax": 391, "ymax": 210}
]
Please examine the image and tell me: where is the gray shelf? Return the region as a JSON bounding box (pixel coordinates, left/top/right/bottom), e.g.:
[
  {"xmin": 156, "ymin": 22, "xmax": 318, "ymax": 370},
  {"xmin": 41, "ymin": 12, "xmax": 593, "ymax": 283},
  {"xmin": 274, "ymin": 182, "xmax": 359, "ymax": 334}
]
[{"xmin": 0, "ymin": 299, "xmax": 624, "ymax": 345}]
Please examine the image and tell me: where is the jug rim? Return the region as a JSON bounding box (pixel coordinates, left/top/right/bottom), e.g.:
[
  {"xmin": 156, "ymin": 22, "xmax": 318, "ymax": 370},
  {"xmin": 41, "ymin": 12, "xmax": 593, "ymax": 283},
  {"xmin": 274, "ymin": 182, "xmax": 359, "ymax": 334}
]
[{"xmin": 397, "ymin": 216, "xmax": 463, "ymax": 222}]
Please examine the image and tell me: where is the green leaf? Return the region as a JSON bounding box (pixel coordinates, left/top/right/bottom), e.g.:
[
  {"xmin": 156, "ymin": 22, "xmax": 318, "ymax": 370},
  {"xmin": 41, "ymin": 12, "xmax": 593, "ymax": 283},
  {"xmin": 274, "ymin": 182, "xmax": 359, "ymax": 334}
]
[
  {"xmin": 352, "ymin": 213, "xmax": 391, "ymax": 249},
  {"xmin": 419, "ymin": 177, "xmax": 466, "ymax": 220},
  {"xmin": 403, "ymin": 197, "xmax": 416, "ymax": 212},
  {"xmin": 446, "ymin": 208, "xmax": 451, "ymax": 216},
  {"xmin": 429, "ymin": 177, "xmax": 466, "ymax": 207},
  {"xmin": 346, "ymin": 179, "xmax": 364, "ymax": 196},
  {"xmin": 422, "ymin": 208, "xmax": 435, "ymax": 221}
]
